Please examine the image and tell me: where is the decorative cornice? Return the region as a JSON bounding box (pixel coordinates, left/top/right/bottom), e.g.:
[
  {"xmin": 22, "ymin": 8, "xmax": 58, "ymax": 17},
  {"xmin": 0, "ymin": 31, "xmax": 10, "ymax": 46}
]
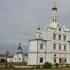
[{"xmin": 29, "ymin": 39, "xmax": 47, "ymax": 42}]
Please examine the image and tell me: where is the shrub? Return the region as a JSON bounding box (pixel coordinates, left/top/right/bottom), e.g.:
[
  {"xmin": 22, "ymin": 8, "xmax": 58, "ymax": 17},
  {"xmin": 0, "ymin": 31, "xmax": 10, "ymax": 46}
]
[
  {"xmin": 23, "ymin": 61, "xmax": 27, "ymax": 65},
  {"xmin": 8, "ymin": 63, "xmax": 13, "ymax": 68},
  {"xmin": 66, "ymin": 64, "xmax": 69, "ymax": 68},
  {"xmin": 36, "ymin": 65, "xmax": 40, "ymax": 69},
  {"xmin": 55, "ymin": 63, "xmax": 58, "ymax": 68},
  {"xmin": 43, "ymin": 62, "xmax": 52, "ymax": 68},
  {"xmin": 11, "ymin": 61, "xmax": 27, "ymax": 66}
]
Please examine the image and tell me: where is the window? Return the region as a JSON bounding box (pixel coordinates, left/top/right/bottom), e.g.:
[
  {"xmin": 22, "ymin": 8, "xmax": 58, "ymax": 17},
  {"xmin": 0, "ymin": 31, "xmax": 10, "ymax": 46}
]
[
  {"xmin": 39, "ymin": 34, "xmax": 40, "ymax": 37},
  {"xmin": 59, "ymin": 58, "xmax": 62, "ymax": 63},
  {"xmin": 64, "ymin": 45, "xmax": 66, "ymax": 51},
  {"xmin": 54, "ymin": 58, "xmax": 56, "ymax": 63},
  {"xmin": 19, "ymin": 58, "xmax": 20, "ymax": 60},
  {"xmin": 53, "ymin": 18, "xmax": 57, "ymax": 22},
  {"xmin": 53, "ymin": 44, "xmax": 56, "ymax": 50},
  {"xmin": 53, "ymin": 33, "xmax": 56, "ymax": 40},
  {"xmin": 40, "ymin": 43, "xmax": 43, "ymax": 49},
  {"xmin": 54, "ymin": 54, "xmax": 56, "ymax": 57},
  {"xmin": 59, "ymin": 35, "xmax": 61, "ymax": 40},
  {"xmin": 54, "ymin": 54, "xmax": 56, "ymax": 63},
  {"xmin": 59, "ymin": 45, "xmax": 61, "ymax": 50},
  {"xmin": 55, "ymin": 18, "xmax": 57, "ymax": 22},
  {"xmin": 64, "ymin": 58, "xmax": 66, "ymax": 63},
  {"xmin": 53, "ymin": 18, "xmax": 54, "ymax": 22},
  {"xmin": 15, "ymin": 58, "xmax": 16, "ymax": 60},
  {"xmin": 59, "ymin": 28, "xmax": 61, "ymax": 31},
  {"xmin": 40, "ymin": 58, "xmax": 43, "ymax": 63},
  {"xmin": 64, "ymin": 35, "xmax": 66, "ymax": 41}
]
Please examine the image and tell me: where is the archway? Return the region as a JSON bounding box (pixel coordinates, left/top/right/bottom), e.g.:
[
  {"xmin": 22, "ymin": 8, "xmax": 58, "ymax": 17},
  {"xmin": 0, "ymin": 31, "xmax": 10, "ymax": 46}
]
[{"xmin": 1, "ymin": 59, "xmax": 6, "ymax": 63}]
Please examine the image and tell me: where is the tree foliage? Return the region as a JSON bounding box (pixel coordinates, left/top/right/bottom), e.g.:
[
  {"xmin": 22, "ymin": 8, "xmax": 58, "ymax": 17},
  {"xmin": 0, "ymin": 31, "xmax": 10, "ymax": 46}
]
[{"xmin": 43, "ymin": 62, "xmax": 52, "ymax": 68}]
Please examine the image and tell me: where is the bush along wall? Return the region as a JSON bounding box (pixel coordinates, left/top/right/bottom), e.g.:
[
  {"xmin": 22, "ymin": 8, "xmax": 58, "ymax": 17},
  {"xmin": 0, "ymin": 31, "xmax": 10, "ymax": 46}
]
[{"xmin": 43, "ymin": 62, "xmax": 52, "ymax": 68}]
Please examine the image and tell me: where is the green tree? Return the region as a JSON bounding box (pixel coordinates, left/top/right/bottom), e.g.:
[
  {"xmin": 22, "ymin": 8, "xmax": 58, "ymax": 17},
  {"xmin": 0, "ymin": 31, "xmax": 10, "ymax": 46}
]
[{"xmin": 43, "ymin": 62, "xmax": 52, "ymax": 68}]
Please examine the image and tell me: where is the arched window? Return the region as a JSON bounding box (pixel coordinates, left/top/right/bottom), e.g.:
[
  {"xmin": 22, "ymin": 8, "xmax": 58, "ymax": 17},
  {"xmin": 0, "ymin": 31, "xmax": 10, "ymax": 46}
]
[
  {"xmin": 40, "ymin": 58, "xmax": 43, "ymax": 63},
  {"xmin": 59, "ymin": 35, "xmax": 61, "ymax": 40},
  {"xmin": 53, "ymin": 33, "xmax": 56, "ymax": 40},
  {"xmin": 64, "ymin": 35, "xmax": 66, "ymax": 41},
  {"xmin": 53, "ymin": 44, "xmax": 56, "ymax": 50},
  {"xmin": 54, "ymin": 54, "xmax": 56, "ymax": 57},
  {"xmin": 59, "ymin": 58, "xmax": 62, "ymax": 63},
  {"xmin": 59, "ymin": 45, "xmax": 61, "ymax": 50},
  {"xmin": 54, "ymin": 58, "xmax": 56, "ymax": 63},
  {"xmin": 59, "ymin": 28, "xmax": 61, "ymax": 31},
  {"xmin": 64, "ymin": 45, "xmax": 66, "ymax": 51},
  {"xmin": 19, "ymin": 58, "xmax": 20, "ymax": 60},
  {"xmin": 40, "ymin": 43, "xmax": 43, "ymax": 49},
  {"xmin": 64, "ymin": 58, "xmax": 66, "ymax": 63}
]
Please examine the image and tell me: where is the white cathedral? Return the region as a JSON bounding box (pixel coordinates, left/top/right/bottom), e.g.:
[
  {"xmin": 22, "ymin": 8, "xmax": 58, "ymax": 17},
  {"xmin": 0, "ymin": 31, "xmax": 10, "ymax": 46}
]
[{"xmin": 28, "ymin": 1, "xmax": 70, "ymax": 65}]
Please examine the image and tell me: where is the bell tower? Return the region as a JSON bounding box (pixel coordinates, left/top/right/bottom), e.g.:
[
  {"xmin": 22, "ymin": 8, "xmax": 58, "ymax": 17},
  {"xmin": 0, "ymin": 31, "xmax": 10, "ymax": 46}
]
[
  {"xmin": 36, "ymin": 27, "xmax": 42, "ymax": 39},
  {"xmin": 51, "ymin": 0, "xmax": 58, "ymax": 22}
]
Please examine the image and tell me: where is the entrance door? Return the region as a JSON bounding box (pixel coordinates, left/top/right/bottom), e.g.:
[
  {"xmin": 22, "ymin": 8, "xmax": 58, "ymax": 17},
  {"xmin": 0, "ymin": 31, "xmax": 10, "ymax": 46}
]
[{"xmin": 59, "ymin": 58, "xmax": 64, "ymax": 64}]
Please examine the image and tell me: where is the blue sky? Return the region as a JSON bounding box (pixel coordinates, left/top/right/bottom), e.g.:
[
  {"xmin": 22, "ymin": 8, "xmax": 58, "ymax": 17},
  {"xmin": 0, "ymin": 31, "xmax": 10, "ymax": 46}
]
[{"xmin": 0, "ymin": 0, "xmax": 70, "ymax": 53}]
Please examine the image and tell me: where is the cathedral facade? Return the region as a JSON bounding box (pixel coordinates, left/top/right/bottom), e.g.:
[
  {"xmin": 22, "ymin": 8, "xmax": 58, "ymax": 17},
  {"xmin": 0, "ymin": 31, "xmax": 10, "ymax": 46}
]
[{"xmin": 28, "ymin": 1, "xmax": 70, "ymax": 65}]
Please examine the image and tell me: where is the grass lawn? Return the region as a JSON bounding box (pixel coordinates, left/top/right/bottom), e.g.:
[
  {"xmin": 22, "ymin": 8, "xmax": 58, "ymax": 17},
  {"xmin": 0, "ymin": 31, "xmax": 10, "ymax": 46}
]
[{"xmin": 0, "ymin": 67, "xmax": 70, "ymax": 70}]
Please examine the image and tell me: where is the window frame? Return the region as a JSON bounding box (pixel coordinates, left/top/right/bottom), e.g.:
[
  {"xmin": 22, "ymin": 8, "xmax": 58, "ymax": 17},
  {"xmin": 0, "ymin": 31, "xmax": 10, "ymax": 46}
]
[
  {"xmin": 40, "ymin": 58, "xmax": 43, "ymax": 63},
  {"xmin": 59, "ymin": 28, "xmax": 61, "ymax": 31},
  {"xmin": 59, "ymin": 35, "xmax": 61, "ymax": 40},
  {"xmin": 53, "ymin": 33, "xmax": 56, "ymax": 40},
  {"xmin": 19, "ymin": 58, "xmax": 20, "ymax": 60},
  {"xmin": 54, "ymin": 58, "xmax": 56, "ymax": 63},
  {"xmin": 40, "ymin": 43, "xmax": 43, "ymax": 50},
  {"xmin": 53, "ymin": 44, "xmax": 56, "ymax": 50},
  {"xmin": 64, "ymin": 35, "xmax": 66, "ymax": 41},
  {"xmin": 59, "ymin": 44, "xmax": 61, "ymax": 50},
  {"xmin": 64, "ymin": 45, "xmax": 66, "ymax": 51}
]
